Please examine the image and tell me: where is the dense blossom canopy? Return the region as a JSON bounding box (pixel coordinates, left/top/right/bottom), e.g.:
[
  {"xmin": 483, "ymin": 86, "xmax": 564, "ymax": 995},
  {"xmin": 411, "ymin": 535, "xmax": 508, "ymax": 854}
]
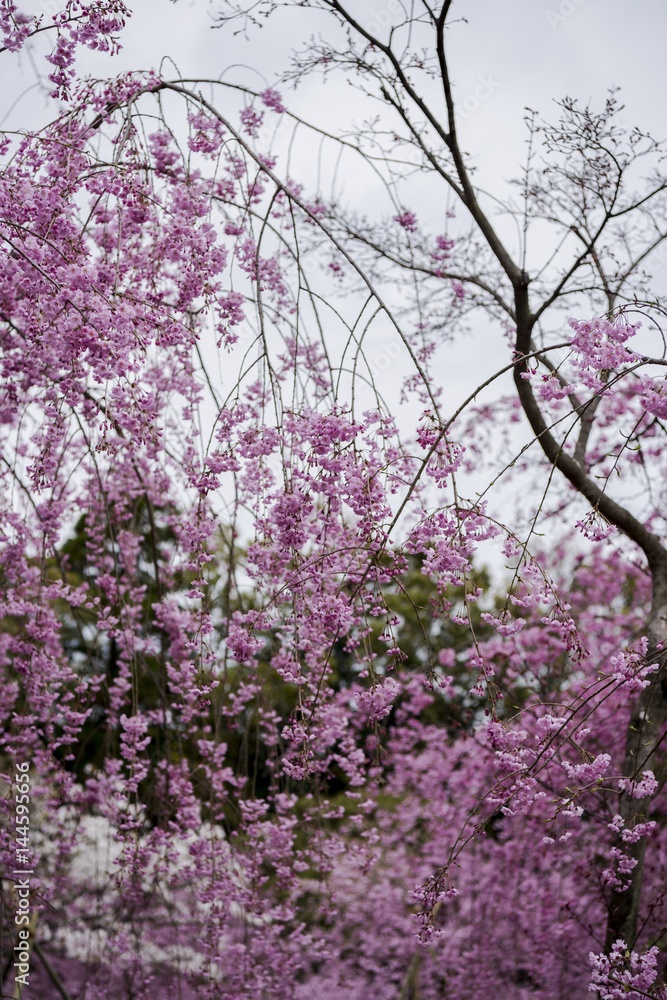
[{"xmin": 0, "ymin": 3, "xmax": 666, "ymax": 998}]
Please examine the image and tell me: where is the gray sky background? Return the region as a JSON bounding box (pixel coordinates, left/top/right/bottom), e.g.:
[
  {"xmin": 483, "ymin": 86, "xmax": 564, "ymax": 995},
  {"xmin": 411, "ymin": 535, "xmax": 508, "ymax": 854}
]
[
  {"xmin": 5, "ymin": 0, "xmax": 667, "ymax": 258},
  {"xmin": 5, "ymin": 1, "xmax": 667, "ymax": 161},
  {"xmin": 6, "ymin": 0, "xmax": 665, "ymax": 296}
]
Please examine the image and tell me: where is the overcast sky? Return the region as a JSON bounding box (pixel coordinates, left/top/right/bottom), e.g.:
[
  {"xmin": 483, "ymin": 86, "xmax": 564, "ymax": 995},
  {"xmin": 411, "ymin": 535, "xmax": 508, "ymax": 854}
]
[
  {"xmin": 5, "ymin": 0, "xmax": 666, "ymax": 230},
  {"xmin": 5, "ymin": 1, "xmax": 667, "ymax": 143},
  {"xmin": 6, "ymin": 0, "xmax": 667, "ymax": 280}
]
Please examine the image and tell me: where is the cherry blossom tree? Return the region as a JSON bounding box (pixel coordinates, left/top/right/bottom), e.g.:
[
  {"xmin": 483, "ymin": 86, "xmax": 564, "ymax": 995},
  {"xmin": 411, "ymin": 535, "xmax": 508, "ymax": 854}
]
[{"xmin": 0, "ymin": 2, "xmax": 666, "ymax": 998}]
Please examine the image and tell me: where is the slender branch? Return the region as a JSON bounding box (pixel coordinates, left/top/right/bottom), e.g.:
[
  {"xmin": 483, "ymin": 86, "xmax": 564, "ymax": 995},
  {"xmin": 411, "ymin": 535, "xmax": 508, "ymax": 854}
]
[
  {"xmin": 161, "ymin": 80, "xmax": 443, "ymax": 415},
  {"xmin": 513, "ymin": 324, "xmax": 667, "ymax": 570},
  {"xmin": 32, "ymin": 941, "xmax": 75, "ymax": 1000},
  {"xmin": 433, "ymin": 2, "xmax": 523, "ymax": 284},
  {"xmin": 340, "ymin": 225, "xmax": 515, "ymax": 318},
  {"xmin": 324, "ymin": 0, "xmax": 452, "ymax": 150}
]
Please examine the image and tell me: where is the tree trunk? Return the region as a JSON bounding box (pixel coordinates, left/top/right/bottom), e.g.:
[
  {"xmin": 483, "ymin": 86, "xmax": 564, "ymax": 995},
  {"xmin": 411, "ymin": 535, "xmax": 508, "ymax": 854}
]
[
  {"xmin": 605, "ymin": 560, "xmax": 667, "ymax": 950},
  {"xmin": 513, "ymin": 308, "xmax": 667, "ymax": 952}
]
